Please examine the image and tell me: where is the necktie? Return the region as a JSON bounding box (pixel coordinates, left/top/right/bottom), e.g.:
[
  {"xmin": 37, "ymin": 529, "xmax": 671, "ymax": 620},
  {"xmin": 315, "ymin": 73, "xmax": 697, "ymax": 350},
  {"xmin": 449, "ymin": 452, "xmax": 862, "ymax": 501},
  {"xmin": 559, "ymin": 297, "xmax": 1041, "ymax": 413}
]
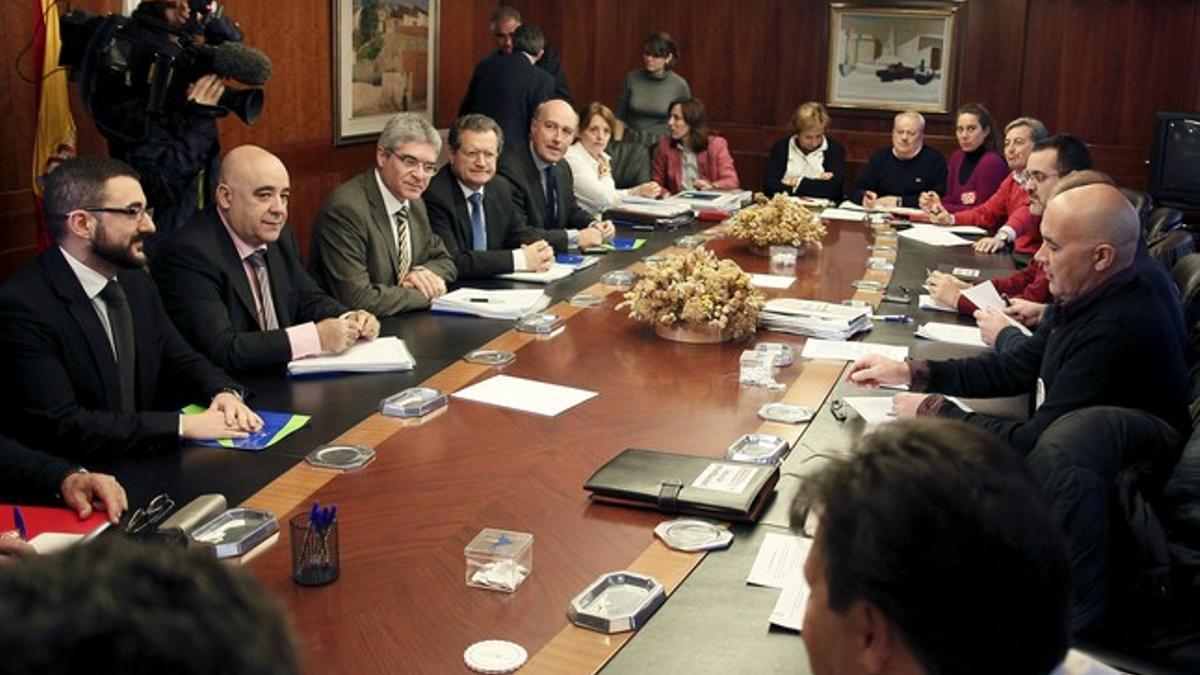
[
  {"xmin": 246, "ymin": 251, "xmax": 279, "ymax": 331},
  {"xmin": 543, "ymin": 165, "xmax": 559, "ymax": 229},
  {"xmin": 99, "ymin": 280, "xmax": 136, "ymax": 412},
  {"xmin": 468, "ymin": 192, "xmax": 487, "ymax": 251},
  {"xmin": 395, "ymin": 204, "xmax": 412, "ymax": 280}
]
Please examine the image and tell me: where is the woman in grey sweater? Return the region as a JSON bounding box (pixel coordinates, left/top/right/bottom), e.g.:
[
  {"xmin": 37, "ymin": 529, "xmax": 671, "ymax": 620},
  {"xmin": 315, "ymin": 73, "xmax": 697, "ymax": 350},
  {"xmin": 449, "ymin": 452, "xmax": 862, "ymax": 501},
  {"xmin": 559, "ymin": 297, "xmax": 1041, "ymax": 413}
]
[{"xmin": 615, "ymin": 31, "xmax": 691, "ymax": 149}]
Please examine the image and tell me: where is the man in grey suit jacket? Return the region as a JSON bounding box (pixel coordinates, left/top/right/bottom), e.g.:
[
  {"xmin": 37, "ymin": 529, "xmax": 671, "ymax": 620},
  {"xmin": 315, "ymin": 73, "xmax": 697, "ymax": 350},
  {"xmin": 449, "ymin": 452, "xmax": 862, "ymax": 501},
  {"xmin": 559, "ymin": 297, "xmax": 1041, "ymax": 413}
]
[
  {"xmin": 425, "ymin": 114, "xmax": 556, "ymax": 279},
  {"xmin": 310, "ymin": 113, "xmax": 457, "ymax": 317},
  {"xmin": 498, "ymin": 99, "xmax": 614, "ymax": 250}
]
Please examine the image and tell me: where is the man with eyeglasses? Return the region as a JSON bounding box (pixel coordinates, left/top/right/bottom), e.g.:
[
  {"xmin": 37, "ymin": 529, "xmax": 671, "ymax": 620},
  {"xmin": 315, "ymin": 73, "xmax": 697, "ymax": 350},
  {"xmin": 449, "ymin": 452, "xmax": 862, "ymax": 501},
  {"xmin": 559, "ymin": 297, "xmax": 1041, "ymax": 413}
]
[
  {"xmin": 458, "ymin": 24, "xmax": 556, "ymax": 149},
  {"xmin": 425, "ymin": 115, "xmax": 558, "ymax": 280},
  {"xmin": 498, "ymin": 100, "xmax": 615, "ymax": 250},
  {"xmin": 926, "ymin": 134, "xmax": 1092, "ymax": 325},
  {"xmin": 310, "ymin": 113, "xmax": 456, "ymax": 317},
  {"xmin": 153, "ymin": 145, "xmax": 380, "ymax": 372},
  {"xmin": 0, "ymin": 156, "xmax": 261, "ymax": 464}
]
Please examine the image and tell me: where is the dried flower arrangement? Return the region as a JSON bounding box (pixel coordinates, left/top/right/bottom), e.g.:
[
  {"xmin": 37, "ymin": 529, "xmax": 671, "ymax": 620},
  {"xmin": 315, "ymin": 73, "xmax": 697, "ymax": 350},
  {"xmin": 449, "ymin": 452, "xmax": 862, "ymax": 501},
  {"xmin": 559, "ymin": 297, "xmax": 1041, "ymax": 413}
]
[
  {"xmin": 616, "ymin": 247, "xmax": 765, "ymax": 340},
  {"xmin": 726, "ymin": 192, "xmax": 827, "ymax": 247}
]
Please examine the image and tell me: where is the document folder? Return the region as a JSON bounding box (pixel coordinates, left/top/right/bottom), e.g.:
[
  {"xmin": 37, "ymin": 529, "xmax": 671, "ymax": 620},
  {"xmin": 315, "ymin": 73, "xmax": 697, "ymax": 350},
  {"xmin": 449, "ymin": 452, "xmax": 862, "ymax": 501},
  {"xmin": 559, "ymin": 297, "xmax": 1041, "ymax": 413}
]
[{"xmin": 583, "ymin": 448, "xmax": 779, "ymax": 522}]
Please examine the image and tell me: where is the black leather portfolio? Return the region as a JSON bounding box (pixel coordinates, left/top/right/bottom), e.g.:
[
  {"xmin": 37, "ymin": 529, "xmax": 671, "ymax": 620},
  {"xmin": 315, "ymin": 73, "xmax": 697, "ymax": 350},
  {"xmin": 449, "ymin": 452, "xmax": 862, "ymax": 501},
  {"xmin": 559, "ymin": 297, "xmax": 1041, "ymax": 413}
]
[{"xmin": 583, "ymin": 448, "xmax": 779, "ymax": 522}]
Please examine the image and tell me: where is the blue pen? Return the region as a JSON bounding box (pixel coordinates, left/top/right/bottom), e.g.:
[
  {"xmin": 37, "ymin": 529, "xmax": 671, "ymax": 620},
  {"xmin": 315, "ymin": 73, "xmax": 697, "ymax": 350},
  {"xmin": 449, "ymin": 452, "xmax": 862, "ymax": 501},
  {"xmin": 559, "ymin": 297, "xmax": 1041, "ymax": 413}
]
[
  {"xmin": 13, "ymin": 506, "xmax": 27, "ymax": 541},
  {"xmin": 876, "ymin": 315, "xmax": 912, "ymax": 323}
]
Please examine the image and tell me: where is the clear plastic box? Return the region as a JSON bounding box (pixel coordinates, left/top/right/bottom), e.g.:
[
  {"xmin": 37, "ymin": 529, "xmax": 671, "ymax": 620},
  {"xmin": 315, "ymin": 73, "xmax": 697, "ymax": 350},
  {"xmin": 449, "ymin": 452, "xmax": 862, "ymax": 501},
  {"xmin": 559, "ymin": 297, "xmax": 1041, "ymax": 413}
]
[{"xmin": 464, "ymin": 528, "xmax": 533, "ymax": 593}]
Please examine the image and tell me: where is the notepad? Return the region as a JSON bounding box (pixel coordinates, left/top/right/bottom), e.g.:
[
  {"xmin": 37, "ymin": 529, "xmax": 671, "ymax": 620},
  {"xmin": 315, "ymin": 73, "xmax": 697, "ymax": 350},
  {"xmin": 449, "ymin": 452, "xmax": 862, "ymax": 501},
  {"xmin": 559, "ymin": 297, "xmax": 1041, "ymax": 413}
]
[
  {"xmin": 287, "ymin": 336, "xmax": 415, "ymax": 375},
  {"xmin": 896, "ymin": 225, "xmax": 973, "ymax": 247},
  {"xmin": 452, "ymin": 374, "xmax": 597, "ymax": 417},
  {"xmin": 431, "ymin": 289, "xmax": 551, "ymax": 319},
  {"xmin": 497, "ymin": 264, "xmax": 575, "ymax": 284},
  {"xmin": 0, "ymin": 504, "xmax": 111, "ymax": 552}
]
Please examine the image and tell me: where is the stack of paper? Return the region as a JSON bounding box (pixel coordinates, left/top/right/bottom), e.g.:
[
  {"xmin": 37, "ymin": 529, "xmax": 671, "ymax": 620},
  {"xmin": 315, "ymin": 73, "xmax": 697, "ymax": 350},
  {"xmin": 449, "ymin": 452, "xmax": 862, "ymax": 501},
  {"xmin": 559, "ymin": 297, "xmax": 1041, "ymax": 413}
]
[
  {"xmin": 497, "ymin": 264, "xmax": 575, "ymax": 284},
  {"xmin": 606, "ymin": 197, "xmax": 694, "ymax": 228},
  {"xmin": 761, "ymin": 298, "xmax": 873, "ymax": 339},
  {"xmin": 746, "ymin": 532, "xmax": 814, "ymax": 632},
  {"xmin": 431, "ymin": 288, "xmax": 551, "ymax": 319},
  {"xmin": 915, "ymin": 322, "xmax": 988, "ymax": 348},
  {"xmin": 288, "ymin": 336, "xmax": 415, "ymax": 375},
  {"xmin": 665, "ymin": 190, "xmax": 751, "ymax": 213}
]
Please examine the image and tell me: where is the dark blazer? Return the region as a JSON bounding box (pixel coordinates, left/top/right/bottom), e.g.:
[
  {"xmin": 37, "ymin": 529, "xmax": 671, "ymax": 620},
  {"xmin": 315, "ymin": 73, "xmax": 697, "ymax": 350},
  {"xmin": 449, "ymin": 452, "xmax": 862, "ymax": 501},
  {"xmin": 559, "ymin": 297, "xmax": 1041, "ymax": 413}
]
[
  {"xmin": 309, "ymin": 170, "xmax": 457, "ymax": 317},
  {"xmin": 763, "ymin": 135, "xmax": 847, "ymax": 202},
  {"xmin": 423, "ymin": 166, "xmax": 549, "ymax": 279},
  {"xmin": 458, "ymin": 52, "xmax": 555, "ymax": 148},
  {"xmin": 608, "ymin": 137, "xmax": 652, "ymax": 189},
  {"xmin": 152, "ymin": 209, "xmax": 348, "ymax": 373},
  {"xmin": 0, "ymin": 247, "xmax": 241, "ymax": 461},
  {"xmin": 497, "ymin": 145, "xmax": 594, "ymax": 235},
  {"xmin": 0, "ymin": 434, "xmax": 77, "ymax": 502},
  {"xmin": 537, "ymin": 45, "xmax": 573, "ymax": 102}
]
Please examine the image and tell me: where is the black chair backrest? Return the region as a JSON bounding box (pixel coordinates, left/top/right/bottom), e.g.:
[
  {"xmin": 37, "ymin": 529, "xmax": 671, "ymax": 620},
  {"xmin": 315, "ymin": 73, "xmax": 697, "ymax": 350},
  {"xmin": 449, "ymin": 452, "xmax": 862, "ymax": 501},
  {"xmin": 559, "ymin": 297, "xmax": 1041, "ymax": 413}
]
[
  {"xmin": 1150, "ymin": 230, "xmax": 1196, "ymax": 274},
  {"xmin": 1147, "ymin": 207, "xmax": 1185, "ymax": 241},
  {"xmin": 1121, "ymin": 187, "xmax": 1155, "ymax": 231},
  {"xmin": 1172, "ymin": 253, "xmax": 1200, "ymax": 331}
]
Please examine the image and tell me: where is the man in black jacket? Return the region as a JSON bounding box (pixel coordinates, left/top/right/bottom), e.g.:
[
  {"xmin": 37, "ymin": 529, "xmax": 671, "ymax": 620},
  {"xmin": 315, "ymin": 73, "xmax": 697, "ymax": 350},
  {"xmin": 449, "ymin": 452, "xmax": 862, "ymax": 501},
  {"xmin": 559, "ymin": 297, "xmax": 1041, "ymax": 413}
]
[
  {"xmin": 497, "ymin": 100, "xmax": 613, "ymax": 250},
  {"xmin": 424, "ymin": 115, "xmax": 555, "ymax": 279},
  {"xmin": 458, "ymin": 24, "xmax": 555, "ymax": 149},
  {"xmin": 483, "ymin": 6, "xmax": 572, "ymax": 102},
  {"xmin": 153, "ymin": 146, "xmax": 378, "ymax": 372},
  {"xmin": 846, "ymin": 182, "xmax": 1190, "ymax": 454},
  {"xmin": 0, "ymin": 157, "xmax": 260, "ymax": 461}
]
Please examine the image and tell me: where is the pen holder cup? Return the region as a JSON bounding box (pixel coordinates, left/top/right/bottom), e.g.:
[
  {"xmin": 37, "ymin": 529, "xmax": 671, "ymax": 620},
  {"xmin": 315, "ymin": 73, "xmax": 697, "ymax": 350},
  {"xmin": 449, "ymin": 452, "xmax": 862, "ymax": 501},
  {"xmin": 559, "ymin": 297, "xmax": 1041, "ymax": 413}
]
[{"xmin": 290, "ymin": 513, "xmax": 340, "ymax": 587}]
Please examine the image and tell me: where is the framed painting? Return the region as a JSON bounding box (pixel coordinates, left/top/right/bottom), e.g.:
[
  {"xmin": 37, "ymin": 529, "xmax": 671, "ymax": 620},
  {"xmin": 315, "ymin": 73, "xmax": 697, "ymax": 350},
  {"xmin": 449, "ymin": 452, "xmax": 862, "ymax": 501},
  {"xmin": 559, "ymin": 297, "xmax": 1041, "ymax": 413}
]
[
  {"xmin": 827, "ymin": 4, "xmax": 960, "ymax": 113},
  {"xmin": 333, "ymin": 0, "xmax": 438, "ymax": 145}
]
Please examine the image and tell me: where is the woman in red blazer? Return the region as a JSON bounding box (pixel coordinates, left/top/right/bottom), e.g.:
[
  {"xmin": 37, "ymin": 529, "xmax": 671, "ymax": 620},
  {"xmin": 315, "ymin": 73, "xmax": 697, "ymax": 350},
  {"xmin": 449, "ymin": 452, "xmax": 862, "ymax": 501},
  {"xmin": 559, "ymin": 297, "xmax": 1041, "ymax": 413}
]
[{"xmin": 651, "ymin": 97, "xmax": 739, "ymax": 194}]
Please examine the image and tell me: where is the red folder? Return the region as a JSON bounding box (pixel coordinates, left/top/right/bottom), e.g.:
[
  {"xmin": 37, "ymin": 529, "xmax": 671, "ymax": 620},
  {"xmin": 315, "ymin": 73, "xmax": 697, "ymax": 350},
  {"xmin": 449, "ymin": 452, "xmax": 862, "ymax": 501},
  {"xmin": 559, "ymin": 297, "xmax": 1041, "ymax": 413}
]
[{"xmin": 0, "ymin": 504, "xmax": 111, "ymax": 540}]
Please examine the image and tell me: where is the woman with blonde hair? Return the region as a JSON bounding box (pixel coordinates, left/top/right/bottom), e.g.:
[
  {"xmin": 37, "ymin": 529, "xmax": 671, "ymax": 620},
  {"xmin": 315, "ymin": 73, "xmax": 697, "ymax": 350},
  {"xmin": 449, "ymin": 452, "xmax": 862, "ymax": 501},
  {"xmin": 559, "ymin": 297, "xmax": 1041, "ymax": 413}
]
[
  {"xmin": 763, "ymin": 101, "xmax": 846, "ymax": 201},
  {"xmin": 564, "ymin": 102, "xmax": 662, "ymax": 216}
]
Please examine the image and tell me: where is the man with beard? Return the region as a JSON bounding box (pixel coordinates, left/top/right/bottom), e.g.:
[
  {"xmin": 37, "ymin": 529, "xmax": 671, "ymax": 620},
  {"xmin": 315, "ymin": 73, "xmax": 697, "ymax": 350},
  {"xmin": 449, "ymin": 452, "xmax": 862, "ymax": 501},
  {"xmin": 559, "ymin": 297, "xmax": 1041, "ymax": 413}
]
[{"xmin": 0, "ymin": 157, "xmax": 261, "ymax": 462}]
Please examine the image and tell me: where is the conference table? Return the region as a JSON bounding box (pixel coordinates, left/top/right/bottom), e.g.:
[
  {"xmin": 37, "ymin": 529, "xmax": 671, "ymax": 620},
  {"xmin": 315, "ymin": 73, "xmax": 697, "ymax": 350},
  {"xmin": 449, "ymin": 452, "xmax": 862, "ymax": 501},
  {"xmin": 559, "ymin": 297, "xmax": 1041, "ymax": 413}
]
[{"xmin": 105, "ymin": 213, "xmax": 1017, "ymax": 674}]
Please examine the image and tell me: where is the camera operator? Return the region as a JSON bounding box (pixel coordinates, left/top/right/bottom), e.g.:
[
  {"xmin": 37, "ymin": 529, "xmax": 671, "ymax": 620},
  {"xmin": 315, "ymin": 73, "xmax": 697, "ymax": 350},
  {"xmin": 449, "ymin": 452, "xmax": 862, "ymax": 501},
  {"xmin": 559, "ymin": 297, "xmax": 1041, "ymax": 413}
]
[{"xmin": 61, "ymin": 0, "xmax": 270, "ymax": 252}]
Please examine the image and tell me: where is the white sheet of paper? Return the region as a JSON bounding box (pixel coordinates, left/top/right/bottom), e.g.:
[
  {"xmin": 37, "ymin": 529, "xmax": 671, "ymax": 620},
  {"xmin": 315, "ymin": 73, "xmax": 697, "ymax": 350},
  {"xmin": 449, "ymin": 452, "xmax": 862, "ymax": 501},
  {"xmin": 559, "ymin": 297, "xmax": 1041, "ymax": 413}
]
[
  {"xmin": 770, "ymin": 571, "xmax": 811, "ymax": 632},
  {"xmin": 946, "ymin": 225, "xmax": 988, "ymax": 236},
  {"xmin": 841, "ymin": 396, "xmax": 900, "ymax": 425},
  {"xmin": 801, "ymin": 339, "xmax": 909, "ymax": 362},
  {"xmin": 747, "ymin": 532, "xmax": 813, "ymax": 589},
  {"xmin": 915, "ymin": 322, "xmax": 988, "ymax": 348},
  {"xmin": 961, "ymin": 281, "xmax": 1006, "ymax": 311},
  {"xmin": 496, "ymin": 264, "xmax": 575, "ymax": 284},
  {"xmin": 29, "ymin": 532, "xmax": 85, "ymax": 555},
  {"xmin": 919, "ymin": 294, "xmax": 957, "ymax": 313},
  {"xmin": 819, "ymin": 207, "xmax": 869, "ymax": 221},
  {"xmin": 897, "ymin": 225, "xmax": 973, "ymax": 247},
  {"xmin": 451, "ymin": 374, "xmax": 597, "ymax": 417},
  {"xmin": 749, "ymin": 273, "xmax": 796, "ymax": 289},
  {"xmin": 287, "ymin": 336, "xmax": 415, "ymax": 375}
]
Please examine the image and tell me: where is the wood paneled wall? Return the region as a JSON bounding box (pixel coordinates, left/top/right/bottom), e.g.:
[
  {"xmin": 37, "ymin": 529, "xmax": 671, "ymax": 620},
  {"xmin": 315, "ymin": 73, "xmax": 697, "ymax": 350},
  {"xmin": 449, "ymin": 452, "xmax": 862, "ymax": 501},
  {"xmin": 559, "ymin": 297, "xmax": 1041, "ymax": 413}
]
[{"xmin": 2, "ymin": 0, "xmax": 1199, "ymax": 279}]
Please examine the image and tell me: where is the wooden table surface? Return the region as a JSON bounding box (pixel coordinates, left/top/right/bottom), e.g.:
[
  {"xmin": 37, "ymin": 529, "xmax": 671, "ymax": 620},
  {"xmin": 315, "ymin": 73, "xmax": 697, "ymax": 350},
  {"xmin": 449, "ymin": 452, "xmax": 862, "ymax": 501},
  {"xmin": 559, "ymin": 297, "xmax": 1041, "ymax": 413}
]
[{"xmin": 243, "ymin": 220, "xmax": 885, "ymax": 674}]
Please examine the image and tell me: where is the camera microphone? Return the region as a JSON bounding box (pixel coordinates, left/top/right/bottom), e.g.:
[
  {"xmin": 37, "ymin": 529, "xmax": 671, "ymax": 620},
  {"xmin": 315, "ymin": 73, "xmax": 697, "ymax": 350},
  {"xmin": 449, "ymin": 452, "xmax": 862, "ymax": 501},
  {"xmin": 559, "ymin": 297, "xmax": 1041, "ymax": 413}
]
[{"xmin": 211, "ymin": 41, "xmax": 272, "ymax": 86}]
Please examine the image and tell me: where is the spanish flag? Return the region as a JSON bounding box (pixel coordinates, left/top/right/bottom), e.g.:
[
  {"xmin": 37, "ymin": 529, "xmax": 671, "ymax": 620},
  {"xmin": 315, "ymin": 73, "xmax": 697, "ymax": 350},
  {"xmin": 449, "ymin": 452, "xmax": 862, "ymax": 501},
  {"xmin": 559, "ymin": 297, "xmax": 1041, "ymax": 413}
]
[{"xmin": 32, "ymin": 0, "xmax": 77, "ymax": 249}]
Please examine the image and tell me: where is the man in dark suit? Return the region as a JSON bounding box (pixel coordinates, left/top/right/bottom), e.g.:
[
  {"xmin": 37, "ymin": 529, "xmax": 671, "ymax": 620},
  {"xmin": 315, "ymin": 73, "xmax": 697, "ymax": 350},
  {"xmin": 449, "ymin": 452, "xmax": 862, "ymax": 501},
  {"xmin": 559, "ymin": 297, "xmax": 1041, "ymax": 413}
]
[
  {"xmin": 0, "ymin": 157, "xmax": 261, "ymax": 462},
  {"xmin": 498, "ymin": 99, "xmax": 614, "ymax": 250},
  {"xmin": 484, "ymin": 5, "xmax": 572, "ymax": 102},
  {"xmin": 153, "ymin": 146, "xmax": 380, "ymax": 373},
  {"xmin": 310, "ymin": 113, "xmax": 457, "ymax": 317},
  {"xmin": 458, "ymin": 24, "xmax": 555, "ymax": 149},
  {"xmin": 424, "ymin": 115, "xmax": 556, "ymax": 279}
]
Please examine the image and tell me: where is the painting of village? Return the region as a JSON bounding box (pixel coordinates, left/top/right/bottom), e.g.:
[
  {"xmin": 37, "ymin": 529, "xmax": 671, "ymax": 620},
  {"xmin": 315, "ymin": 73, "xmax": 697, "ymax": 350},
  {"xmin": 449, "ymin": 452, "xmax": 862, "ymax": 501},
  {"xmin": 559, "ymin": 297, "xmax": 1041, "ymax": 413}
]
[
  {"xmin": 826, "ymin": 5, "xmax": 957, "ymax": 113},
  {"xmin": 335, "ymin": 0, "xmax": 436, "ymax": 143}
]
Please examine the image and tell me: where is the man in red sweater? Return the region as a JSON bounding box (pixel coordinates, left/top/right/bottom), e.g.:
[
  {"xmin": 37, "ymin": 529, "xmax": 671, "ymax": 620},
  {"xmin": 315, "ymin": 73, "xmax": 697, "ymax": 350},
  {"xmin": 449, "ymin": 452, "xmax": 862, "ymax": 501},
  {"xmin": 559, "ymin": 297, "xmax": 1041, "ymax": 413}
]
[
  {"xmin": 925, "ymin": 135, "xmax": 1094, "ymax": 321},
  {"xmin": 925, "ymin": 117, "xmax": 1047, "ymax": 254}
]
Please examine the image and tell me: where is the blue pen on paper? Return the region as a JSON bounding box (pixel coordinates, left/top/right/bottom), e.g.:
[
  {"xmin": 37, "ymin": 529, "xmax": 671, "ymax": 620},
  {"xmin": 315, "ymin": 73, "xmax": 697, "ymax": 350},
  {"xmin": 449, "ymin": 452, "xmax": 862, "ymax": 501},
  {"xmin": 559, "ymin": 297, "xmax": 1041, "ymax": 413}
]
[
  {"xmin": 12, "ymin": 506, "xmax": 27, "ymax": 541},
  {"xmin": 875, "ymin": 315, "xmax": 912, "ymax": 323}
]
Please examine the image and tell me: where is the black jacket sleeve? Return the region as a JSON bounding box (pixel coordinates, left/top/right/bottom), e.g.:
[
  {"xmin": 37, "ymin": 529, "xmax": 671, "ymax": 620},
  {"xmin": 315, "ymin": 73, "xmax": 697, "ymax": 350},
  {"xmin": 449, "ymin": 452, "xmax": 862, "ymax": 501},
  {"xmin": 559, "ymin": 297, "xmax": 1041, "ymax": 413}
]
[
  {"xmin": 798, "ymin": 138, "xmax": 846, "ymax": 202},
  {"xmin": 762, "ymin": 138, "xmax": 790, "ymax": 197},
  {"xmin": 0, "ymin": 435, "xmax": 77, "ymax": 501}
]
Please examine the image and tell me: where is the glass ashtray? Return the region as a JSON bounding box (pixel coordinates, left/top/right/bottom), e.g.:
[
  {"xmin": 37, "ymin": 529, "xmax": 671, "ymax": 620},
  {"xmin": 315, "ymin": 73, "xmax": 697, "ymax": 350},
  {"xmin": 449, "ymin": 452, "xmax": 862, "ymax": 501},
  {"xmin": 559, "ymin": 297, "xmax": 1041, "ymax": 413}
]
[
  {"xmin": 190, "ymin": 508, "xmax": 278, "ymax": 559},
  {"xmin": 674, "ymin": 235, "xmax": 704, "ymax": 249},
  {"xmin": 758, "ymin": 403, "xmax": 814, "ymax": 424},
  {"xmin": 602, "ymin": 270, "xmax": 635, "ymax": 289},
  {"xmin": 567, "ymin": 571, "xmax": 666, "ymax": 634},
  {"xmin": 726, "ymin": 433, "xmax": 791, "ymax": 464},
  {"xmin": 463, "ymin": 349, "xmax": 516, "ymax": 366},
  {"xmin": 653, "ymin": 518, "xmax": 733, "ymax": 552},
  {"xmin": 380, "ymin": 387, "xmax": 447, "ymax": 418},
  {"xmin": 306, "ymin": 444, "xmax": 376, "ymax": 471},
  {"xmin": 515, "ymin": 312, "xmax": 564, "ymax": 334},
  {"xmin": 569, "ymin": 292, "xmax": 603, "ymax": 308}
]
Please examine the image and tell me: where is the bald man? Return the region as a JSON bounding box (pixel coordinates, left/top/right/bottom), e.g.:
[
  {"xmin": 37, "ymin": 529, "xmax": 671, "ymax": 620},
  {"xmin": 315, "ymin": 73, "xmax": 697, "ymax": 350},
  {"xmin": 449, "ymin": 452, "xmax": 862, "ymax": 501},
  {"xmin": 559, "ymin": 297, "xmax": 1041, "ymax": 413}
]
[
  {"xmin": 153, "ymin": 146, "xmax": 379, "ymax": 373},
  {"xmin": 845, "ymin": 181, "xmax": 1189, "ymax": 454},
  {"xmin": 498, "ymin": 99, "xmax": 614, "ymax": 250}
]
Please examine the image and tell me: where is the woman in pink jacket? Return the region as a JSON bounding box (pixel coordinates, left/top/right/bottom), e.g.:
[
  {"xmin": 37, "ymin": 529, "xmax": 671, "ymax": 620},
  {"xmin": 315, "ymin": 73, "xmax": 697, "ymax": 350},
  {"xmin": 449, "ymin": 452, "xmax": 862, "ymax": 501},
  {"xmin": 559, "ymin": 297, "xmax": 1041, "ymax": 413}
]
[{"xmin": 651, "ymin": 97, "xmax": 739, "ymax": 194}]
